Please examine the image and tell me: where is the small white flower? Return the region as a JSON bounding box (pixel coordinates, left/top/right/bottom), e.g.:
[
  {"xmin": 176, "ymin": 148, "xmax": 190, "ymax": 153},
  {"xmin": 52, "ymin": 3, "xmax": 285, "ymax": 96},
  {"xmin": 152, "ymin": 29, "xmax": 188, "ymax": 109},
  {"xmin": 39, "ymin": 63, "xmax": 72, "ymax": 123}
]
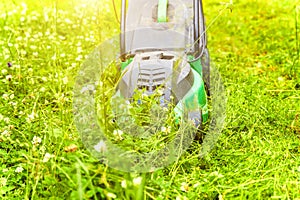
[
  {"xmin": 278, "ymin": 76, "xmax": 284, "ymax": 82},
  {"xmin": 62, "ymin": 76, "xmax": 68, "ymax": 85},
  {"xmin": 210, "ymin": 171, "xmax": 224, "ymax": 178},
  {"xmin": 32, "ymin": 136, "xmax": 42, "ymax": 145},
  {"xmin": 193, "ymin": 183, "xmax": 200, "ymax": 188},
  {"xmin": 42, "ymin": 153, "xmax": 54, "ymax": 163},
  {"xmin": 2, "ymin": 94, "xmax": 9, "ymax": 100},
  {"xmin": 3, "ymin": 117, "xmax": 9, "ymax": 123},
  {"xmin": 39, "ymin": 146, "xmax": 46, "ymax": 154},
  {"xmin": 80, "ymin": 84, "xmax": 95, "ymax": 94},
  {"xmin": 161, "ymin": 126, "xmax": 171, "ymax": 134},
  {"xmin": 1, "ymin": 69, "xmax": 7, "ymax": 75},
  {"xmin": 0, "ymin": 177, "xmax": 7, "ymax": 187},
  {"xmin": 9, "ymin": 94, "xmax": 14, "ymax": 100},
  {"xmin": 33, "ymin": 52, "xmax": 38, "ymax": 57},
  {"xmin": 40, "ymin": 87, "xmax": 46, "ymax": 92},
  {"xmin": 132, "ymin": 177, "xmax": 142, "ymax": 186},
  {"xmin": 94, "ymin": 140, "xmax": 106, "ymax": 152},
  {"xmin": 180, "ymin": 182, "xmax": 189, "ymax": 192},
  {"xmin": 6, "ymin": 75, "xmax": 12, "ymax": 80},
  {"xmin": 26, "ymin": 112, "xmax": 36, "ymax": 123},
  {"xmin": 218, "ymin": 194, "xmax": 224, "ymax": 200},
  {"xmin": 29, "ymin": 45, "xmax": 37, "ymax": 50},
  {"xmin": 121, "ymin": 180, "xmax": 127, "ymax": 188},
  {"xmin": 2, "ymin": 168, "xmax": 8, "ymax": 173},
  {"xmin": 157, "ymin": 89, "xmax": 164, "ymax": 96},
  {"xmin": 106, "ymin": 193, "xmax": 116, "ymax": 199},
  {"xmin": 1, "ymin": 130, "xmax": 10, "ymax": 137},
  {"xmin": 113, "ymin": 129, "xmax": 124, "ymax": 140},
  {"xmin": 15, "ymin": 166, "xmax": 24, "ymax": 173}
]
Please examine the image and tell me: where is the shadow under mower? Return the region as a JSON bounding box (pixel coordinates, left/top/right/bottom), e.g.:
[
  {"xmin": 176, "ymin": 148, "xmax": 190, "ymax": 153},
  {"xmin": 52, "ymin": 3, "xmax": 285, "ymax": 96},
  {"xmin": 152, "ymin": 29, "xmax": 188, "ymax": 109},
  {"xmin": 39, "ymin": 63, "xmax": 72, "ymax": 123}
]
[{"xmin": 116, "ymin": 0, "xmax": 210, "ymax": 134}]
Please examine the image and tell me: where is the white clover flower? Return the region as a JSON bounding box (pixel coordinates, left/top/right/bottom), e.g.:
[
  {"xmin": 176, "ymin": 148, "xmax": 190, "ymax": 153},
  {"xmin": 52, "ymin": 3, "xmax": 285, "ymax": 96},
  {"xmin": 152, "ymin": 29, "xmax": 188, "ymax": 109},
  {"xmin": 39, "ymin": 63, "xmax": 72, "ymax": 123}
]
[
  {"xmin": 277, "ymin": 76, "xmax": 284, "ymax": 82},
  {"xmin": 80, "ymin": 84, "xmax": 95, "ymax": 94},
  {"xmin": 161, "ymin": 126, "xmax": 171, "ymax": 134},
  {"xmin": 106, "ymin": 193, "xmax": 116, "ymax": 199},
  {"xmin": 5, "ymin": 75, "xmax": 12, "ymax": 81},
  {"xmin": 157, "ymin": 89, "xmax": 164, "ymax": 96},
  {"xmin": 193, "ymin": 183, "xmax": 200, "ymax": 188},
  {"xmin": 51, "ymin": 54, "xmax": 56, "ymax": 60},
  {"xmin": 2, "ymin": 94, "xmax": 9, "ymax": 100},
  {"xmin": 94, "ymin": 140, "xmax": 106, "ymax": 152},
  {"xmin": 1, "ymin": 130, "xmax": 10, "ymax": 137},
  {"xmin": 15, "ymin": 166, "xmax": 24, "ymax": 173},
  {"xmin": 180, "ymin": 182, "xmax": 189, "ymax": 192},
  {"xmin": 132, "ymin": 177, "xmax": 142, "ymax": 186},
  {"xmin": 75, "ymin": 55, "xmax": 83, "ymax": 61},
  {"xmin": 121, "ymin": 180, "xmax": 127, "ymax": 188},
  {"xmin": 0, "ymin": 177, "xmax": 7, "ymax": 187},
  {"xmin": 40, "ymin": 87, "xmax": 46, "ymax": 92},
  {"xmin": 29, "ymin": 45, "xmax": 37, "ymax": 50},
  {"xmin": 26, "ymin": 113, "xmax": 35, "ymax": 123},
  {"xmin": 210, "ymin": 171, "xmax": 224, "ymax": 178},
  {"xmin": 113, "ymin": 130, "xmax": 124, "ymax": 140},
  {"xmin": 42, "ymin": 153, "xmax": 54, "ymax": 163},
  {"xmin": 21, "ymin": 50, "xmax": 27, "ymax": 55},
  {"xmin": 8, "ymin": 101, "xmax": 17, "ymax": 107},
  {"xmin": 218, "ymin": 194, "xmax": 224, "ymax": 200},
  {"xmin": 32, "ymin": 136, "xmax": 42, "ymax": 145},
  {"xmin": 2, "ymin": 168, "xmax": 8, "ymax": 173},
  {"xmin": 1, "ymin": 69, "xmax": 7, "ymax": 75},
  {"xmin": 62, "ymin": 76, "xmax": 68, "ymax": 85},
  {"xmin": 3, "ymin": 117, "xmax": 9, "ymax": 123}
]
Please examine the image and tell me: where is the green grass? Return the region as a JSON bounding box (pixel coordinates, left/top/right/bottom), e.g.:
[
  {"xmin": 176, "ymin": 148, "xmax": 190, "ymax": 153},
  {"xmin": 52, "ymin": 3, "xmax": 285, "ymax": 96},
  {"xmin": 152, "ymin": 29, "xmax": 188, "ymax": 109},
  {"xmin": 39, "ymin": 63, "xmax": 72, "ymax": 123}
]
[{"xmin": 0, "ymin": 0, "xmax": 299, "ymax": 199}]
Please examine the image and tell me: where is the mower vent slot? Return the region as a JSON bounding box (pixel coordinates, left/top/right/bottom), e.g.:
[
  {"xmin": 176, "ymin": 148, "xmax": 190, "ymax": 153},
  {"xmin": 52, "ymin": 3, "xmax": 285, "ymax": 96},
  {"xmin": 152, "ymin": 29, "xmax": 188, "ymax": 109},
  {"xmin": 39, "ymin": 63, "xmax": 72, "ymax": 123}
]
[
  {"xmin": 142, "ymin": 56, "xmax": 150, "ymax": 60},
  {"xmin": 160, "ymin": 55, "xmax": 174, "ymax": 60},
  {"xmin": 137, "ymin": 67, "xmax": 167, "ymax": 93}
]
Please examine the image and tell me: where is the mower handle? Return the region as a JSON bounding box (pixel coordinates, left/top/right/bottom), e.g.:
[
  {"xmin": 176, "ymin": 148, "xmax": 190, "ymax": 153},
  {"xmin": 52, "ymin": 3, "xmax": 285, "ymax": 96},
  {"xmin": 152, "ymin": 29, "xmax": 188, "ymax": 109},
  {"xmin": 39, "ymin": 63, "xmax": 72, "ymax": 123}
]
[
  {"xmin": 120, "ymin": 0, "xmax": 126, "ymax": 60},
  {"xmin": 120, "ymin": 0, "xmax": 206, "ymax": 59},
  {"xmin": 194, "ymin": 0, "xmax": 206, "ymax": 59}
]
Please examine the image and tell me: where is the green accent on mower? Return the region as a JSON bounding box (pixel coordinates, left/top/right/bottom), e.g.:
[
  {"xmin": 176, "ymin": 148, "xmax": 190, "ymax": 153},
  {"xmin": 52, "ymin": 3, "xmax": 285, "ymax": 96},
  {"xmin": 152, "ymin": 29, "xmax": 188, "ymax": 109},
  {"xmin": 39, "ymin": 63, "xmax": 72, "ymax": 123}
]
[
  {"xmin": 157, "ymin": 0, "xmax": 168, "ymax": 22},
  {"xmin": 119, "ymin": 0, "xmax": 210, "ymax": 128}
]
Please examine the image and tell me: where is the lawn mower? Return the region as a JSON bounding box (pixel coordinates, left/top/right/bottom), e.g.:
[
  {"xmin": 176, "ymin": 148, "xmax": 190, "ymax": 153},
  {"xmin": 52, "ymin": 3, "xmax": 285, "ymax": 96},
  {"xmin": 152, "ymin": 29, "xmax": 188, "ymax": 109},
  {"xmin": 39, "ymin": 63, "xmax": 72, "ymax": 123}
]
[{"xmin": 116, "ymin": 0, "xmax": 210, "ymax": 128}]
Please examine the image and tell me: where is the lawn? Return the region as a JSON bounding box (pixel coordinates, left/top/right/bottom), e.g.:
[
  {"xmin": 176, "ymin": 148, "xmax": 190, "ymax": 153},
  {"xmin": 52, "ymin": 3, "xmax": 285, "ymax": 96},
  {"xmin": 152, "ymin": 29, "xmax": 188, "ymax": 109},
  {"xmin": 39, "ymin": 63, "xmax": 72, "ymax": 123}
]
[{"xmin": 0, "ymin": 0, "xmax": 299, "ymax": 199}]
